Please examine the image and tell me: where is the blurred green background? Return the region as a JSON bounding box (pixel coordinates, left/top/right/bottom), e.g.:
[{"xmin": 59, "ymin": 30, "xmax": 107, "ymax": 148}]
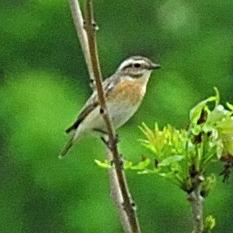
[{"xmin": 1, "ymin": 0, "xmax": 233, "ymax": 232}]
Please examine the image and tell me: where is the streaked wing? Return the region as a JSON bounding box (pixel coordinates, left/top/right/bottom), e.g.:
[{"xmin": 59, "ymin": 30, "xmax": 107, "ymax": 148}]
[
  {"xmin": 65, "ymin": 74, "xmax": 121, "ymax": 134},
  {"xmin": 65, "ymin": 101, "xmax": 98, "ymax": 133}
]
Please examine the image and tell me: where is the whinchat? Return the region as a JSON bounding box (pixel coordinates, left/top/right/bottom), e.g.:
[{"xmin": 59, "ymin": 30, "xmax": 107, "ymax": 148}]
[{"xmin": 60, "ymin": 56, "xmax": 160, "ymax": 158}]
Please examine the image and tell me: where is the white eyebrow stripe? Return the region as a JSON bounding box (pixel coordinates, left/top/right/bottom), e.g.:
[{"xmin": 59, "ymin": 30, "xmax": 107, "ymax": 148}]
[
  {"xmin": 118, "ymin": 59, "xmax": 146, "ymax": 70},
  {"xmin": 118, "ymin": 59, "xmax": 134, "ymax": 70}
]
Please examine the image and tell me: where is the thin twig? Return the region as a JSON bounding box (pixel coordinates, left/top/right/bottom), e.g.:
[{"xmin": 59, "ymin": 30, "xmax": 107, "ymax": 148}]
[
  {"xmin": 106, "ymin": 148, "xmax": 135, "ymax": 233},
  {"xmin": 69, "ymin": 0, "xmax": 141, "ymax": 232},
  {"xmin": 84, "ymin": 2, "xmax": 141, "ymax": 232},
  {"xmin": 69, "ymin": 0, "xmax": 95, "ymax": 85}
]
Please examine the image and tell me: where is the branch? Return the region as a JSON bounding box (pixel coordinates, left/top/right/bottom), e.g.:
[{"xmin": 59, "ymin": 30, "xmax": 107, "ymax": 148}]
[
  {"xmin": 69, "ymin": 0, "xmax": 95, "ymax": 86},
  {"xmin": 69, "ymin": 1, "xmax": 141, "ymax": 232},
  {"xmin": 188, "ymin": 176, "xmax": 204, "ymax": 233}
]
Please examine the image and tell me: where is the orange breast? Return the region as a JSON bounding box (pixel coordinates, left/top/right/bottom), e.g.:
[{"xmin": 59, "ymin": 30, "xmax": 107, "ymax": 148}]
[{"xmin": 107, "ymin": 79, "xmax": 145, "ymax": 105}]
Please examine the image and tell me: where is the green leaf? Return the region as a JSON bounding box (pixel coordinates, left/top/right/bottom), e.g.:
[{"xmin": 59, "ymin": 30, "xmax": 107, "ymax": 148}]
[
  {"xmin": 202, "ymin": 174, "xmax": 216, "ymax": 197},
  {"xmin": 124, "ymin": 160, "xmax": 133, "ymax": 169},
  {"xmin": 207, "ymin": 105, "xmax": 228, "ymax": 125},
  {"xmin": 226, "ymin": 102, "xmax": 233, "ymax": 111},
  {"xmin": 204, "ymin": 215, "xmax": 216, "ymax": 231},
  {"xmin": 139, "ymin": 123, "xmax": 163, "ymax": 156},
  {"xmin": 130, "ymin": 158, "xmax": 151, "ymax": 170},
  {"xmin": 159, "ymin": 155, "xmax": 184, "ymax": 167},
  {"xmin": 217, "ymin": 118, "xmax": 233, "ymax": 133},
  {"xmin": 189, "ymin": 88, "xmax": 219, "ymax": 124},
  {"xmin": 138, "ymin": 169, "xmax": 157, "ymax": 175},
  {"xmin": 191, "ymin": 125, "xmax": 202, "ymax": 135},
  {"xmin": 190, "ymin": 102, "xmax": 207, "ymax": 124},
  {"xmin": 213, "ymin": 87, "xmax": 220, "ymax": 105},
  {"xmin": 217, "ymin": 118, "xmax": 233, "ymax": 155},
  {"xmin": 94, "ymin": 159, "xmax": 112, "ymax": 168}
]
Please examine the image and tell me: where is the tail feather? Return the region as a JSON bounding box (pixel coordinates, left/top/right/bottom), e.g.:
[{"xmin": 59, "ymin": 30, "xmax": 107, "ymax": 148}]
[{"xmin": 59, "ymin": 136, "xmax": 74, "ymax": 159}]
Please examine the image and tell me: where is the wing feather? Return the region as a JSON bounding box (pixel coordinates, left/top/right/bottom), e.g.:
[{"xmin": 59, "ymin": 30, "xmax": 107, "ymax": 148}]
[{"xmin": 65, "ymin": 74, "xmax": 121, "ymax": 134}]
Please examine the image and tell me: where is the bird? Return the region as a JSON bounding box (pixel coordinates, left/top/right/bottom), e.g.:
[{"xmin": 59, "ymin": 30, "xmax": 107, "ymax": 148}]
[{"xmin": 59, "ymin": 56, "xmax": 160, "ymax": 158}]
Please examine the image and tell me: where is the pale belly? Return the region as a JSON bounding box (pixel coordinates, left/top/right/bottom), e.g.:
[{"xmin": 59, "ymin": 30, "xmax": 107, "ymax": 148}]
[
  {"xmin": 78, "ymin": 99, "xmax": 142, "ymax": 135},
  {"xmin": 108, "ymin": 99, "xmax": 141, "ymax": 128}
]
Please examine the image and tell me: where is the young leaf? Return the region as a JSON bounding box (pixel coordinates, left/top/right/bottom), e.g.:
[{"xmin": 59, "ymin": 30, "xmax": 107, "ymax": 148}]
[
  {"xmin": 130, "ymin": 158, "xmax": 151, "ymax": 170},
  {"xmin": 95, "ymin": 159, "xmax": 112, "ymax": 168},
  {"xmin": 189, "ymin": 88, "xmax": 219, "ymax": 124},
  {"xmin": 159, "ymin": 155, "xmax": 184, "ymax": 167},
  {"xmin": 226, "ymin": 102, "xmax": 233, "ymax": 111}
]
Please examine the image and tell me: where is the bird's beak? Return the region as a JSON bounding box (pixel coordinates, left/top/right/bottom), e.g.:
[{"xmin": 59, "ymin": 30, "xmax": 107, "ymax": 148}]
[{"xmin": 150, "ymin": 63, "xmax": 161, "ymax": 70}]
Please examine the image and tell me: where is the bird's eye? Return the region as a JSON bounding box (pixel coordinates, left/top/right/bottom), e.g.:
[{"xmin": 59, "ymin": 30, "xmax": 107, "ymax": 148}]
[{"xmin": 133, "ymin": 63, "xmax": 141, "ymax": 68}]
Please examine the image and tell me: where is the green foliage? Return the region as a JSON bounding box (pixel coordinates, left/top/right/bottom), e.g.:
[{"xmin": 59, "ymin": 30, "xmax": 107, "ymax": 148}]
[
  {"xmin": 133, "ymin": 89, "xmax": 233, "ymax": 193},
  {"xmin": 125, "ymin": 89, "xmax": 233, "ymax": 232},
  {"xmin": 95, "ymin": 159, "xmax": 112, "ymax": 168},
  {"xmin": 204, "ymin": 215, "xmax": 216, "ymax": 233}
]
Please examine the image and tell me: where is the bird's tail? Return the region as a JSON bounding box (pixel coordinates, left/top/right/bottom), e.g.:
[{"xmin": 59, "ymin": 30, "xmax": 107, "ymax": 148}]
[{"xmin": 59, "ymin": 135, "xmax": 74, "ymax": 159}]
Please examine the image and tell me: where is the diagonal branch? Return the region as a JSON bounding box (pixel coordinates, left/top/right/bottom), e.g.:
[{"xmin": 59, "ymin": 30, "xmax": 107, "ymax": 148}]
[
  {"xmin": 69, "ymin": 0, "xmax": 141, "ymax": 232},
  {"xmin": 69, "ymin": 0, "xmax": 95, "ymax": 85}
]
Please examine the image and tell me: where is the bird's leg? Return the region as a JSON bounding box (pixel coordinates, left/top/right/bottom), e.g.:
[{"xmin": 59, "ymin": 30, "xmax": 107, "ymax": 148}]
[
  {"xmin": 93, "ymin": 128, "xmax": 108, "ymax": 135},
  {"xmin": 94, "ymin": 128, "xmax": 120, "ymax": 160},
  {"xmin": 100, "ymin": 135, "xmax": 109, "ymax": 147},
  {"xmin": 96, "ymin": 130, "xmax": 119, "ymax": 149},
  {"xmin": 93, "ymin": 128, "xmax": 109, "ymax": 147}
]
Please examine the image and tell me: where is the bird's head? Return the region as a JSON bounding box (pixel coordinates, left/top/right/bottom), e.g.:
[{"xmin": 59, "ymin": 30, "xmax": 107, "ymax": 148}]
[{"xmin": 117, "ymin": 56, "xmax": 160, "ymax": 79}]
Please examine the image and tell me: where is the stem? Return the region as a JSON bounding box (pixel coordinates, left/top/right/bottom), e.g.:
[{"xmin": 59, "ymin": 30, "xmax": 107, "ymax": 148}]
[
  {"xmin": 189, "ymin": 183, "xmax": 204, "ymax": 233},
  {"xmin": 69, "ymin": 0, "xmax": 95, "ymax": 85},
  {"xmin": 69, "ymin": 1, "xmax": 141, "ymax": 232},
  {"xmin": 106, "ymin": 149, "xmax": 138, "ymax": 233}
]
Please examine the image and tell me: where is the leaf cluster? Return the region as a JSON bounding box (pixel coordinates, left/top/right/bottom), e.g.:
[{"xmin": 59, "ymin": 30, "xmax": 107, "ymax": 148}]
[{"xmin": 130, "ymin": 88, "xmax": 233, "ymax": 194}]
